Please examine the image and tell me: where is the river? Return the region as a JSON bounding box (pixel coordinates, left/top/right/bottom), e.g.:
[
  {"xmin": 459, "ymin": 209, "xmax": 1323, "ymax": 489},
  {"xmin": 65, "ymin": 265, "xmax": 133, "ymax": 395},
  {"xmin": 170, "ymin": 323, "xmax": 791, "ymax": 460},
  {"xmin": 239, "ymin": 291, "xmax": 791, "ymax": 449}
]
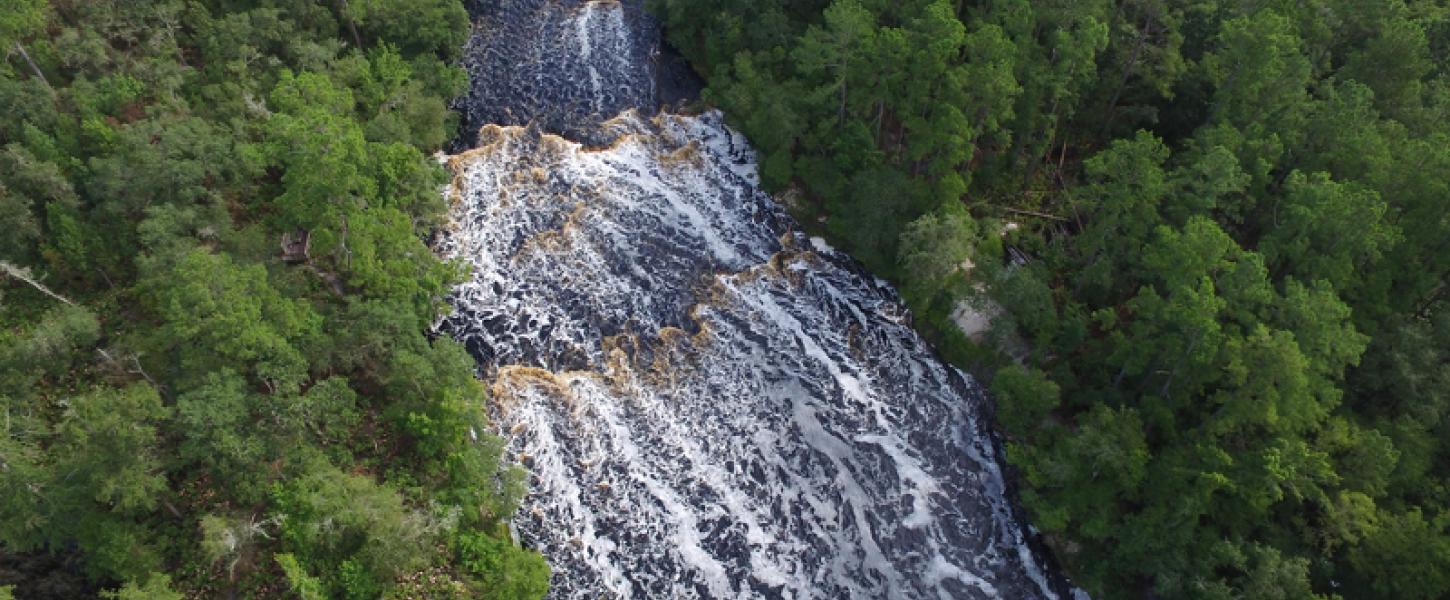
[{"xmin": 438, "ymin": 1, "xmax": 1075, "ymax": 598}]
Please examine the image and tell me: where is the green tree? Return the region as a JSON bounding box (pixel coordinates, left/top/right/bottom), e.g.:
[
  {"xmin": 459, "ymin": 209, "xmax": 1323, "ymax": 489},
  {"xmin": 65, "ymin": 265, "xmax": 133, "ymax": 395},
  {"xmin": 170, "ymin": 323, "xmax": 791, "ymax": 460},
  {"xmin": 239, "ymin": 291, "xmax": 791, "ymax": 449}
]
[
  {"xmin": 271, "ymin": 458, "xmax": 435, "ymax": 595},
  {"xmin": 1339, "ymin": 10, "xmax": 1434, "ymax": 123},
  {"xmin": 1092, "ymin": 0, "xmax": 1187, "ymax": 137},
  {"xmin": 792, "ymin": 0, "xmax": 876, "ymax": 130},
  {"xmin": 1203, "ymin": 12, "xmax": 1312, "ymax": 133},
  {"xmin": 1068, "ymin": 131, "xmax": 1172, "ymax": 303},
  {"xmin": 276, "ymin": 553, "xmax": 328, "ymax": 600},
  {"xmin": 1346, "ymin": 508, "xmax": 1450, "ymax": 599},
  {"xmin": 0, "ymin": 1, "xmax": 537, "ymax": 596},
  {"xmin": 1259, "ymin": 172, "xmax": 1397, "ymax": 294},
  {"xmin": 896, "ymin": 202, "xmax": 976, "ymax": 303},
  {"xmin": 175, "ymin": 371, "xmax": 272, "ymax": 501},
  {"xmin": 990, "ymin": 364, "xmax": 1059, "ymax": 435},
  {"xmin": 101, "ymin": 573, "xmax": 184, "ymax": 600},
  {"xmin": 55, "ymin": 385, "xmax": 169, "ymax": 517},
  {"xmin": 346, "ymin": 0, "xmax": 470, "ymax": 59},
  {"xmin": 0, "ymin": 303, "xmax": 99, "ymax": 398},
  {"xmin": 139, "ymin": 248, "xmax": 319, "ymax": 394},
  {"xmin": 455, "ymin": 530, "xmax": 550, "ymax": 600},
  {"xmin": 7, "ymin": 385, "xmax": 173, "ymax": 580},
  {"xmin": 0, "ymin": 0, "xmax": 46, "ymax": 82}
]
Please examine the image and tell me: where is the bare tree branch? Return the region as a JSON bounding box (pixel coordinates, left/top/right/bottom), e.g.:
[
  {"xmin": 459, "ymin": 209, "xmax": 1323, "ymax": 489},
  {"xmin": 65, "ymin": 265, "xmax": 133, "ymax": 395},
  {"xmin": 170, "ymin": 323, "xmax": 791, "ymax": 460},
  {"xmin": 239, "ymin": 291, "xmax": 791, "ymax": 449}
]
[
  {"xmin": 1002, "ymin": 206, "xmax": 1070, "ymax": 222},
  {"xmin": 334, "ymin": 0, "xmax": 365, "ymax": 48},
  {"xmin": 0, "ymin": 261, "xmax": 75, "ymax": 305},
  {"xmin": 1, "ymin": 261, "xmax": 159, "ymax": 386},
  {"xmin": 11, "ymin": 42, "xmax": 53, "ymax": 94}
]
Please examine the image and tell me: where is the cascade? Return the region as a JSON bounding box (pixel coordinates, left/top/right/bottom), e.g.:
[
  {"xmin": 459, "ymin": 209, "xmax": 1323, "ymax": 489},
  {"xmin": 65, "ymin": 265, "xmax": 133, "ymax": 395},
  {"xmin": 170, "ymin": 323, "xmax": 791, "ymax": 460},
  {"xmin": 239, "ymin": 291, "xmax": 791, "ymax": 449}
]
[{"xmin": 441, "ymin": 2, "xmax": 1075, "ymax": 598}]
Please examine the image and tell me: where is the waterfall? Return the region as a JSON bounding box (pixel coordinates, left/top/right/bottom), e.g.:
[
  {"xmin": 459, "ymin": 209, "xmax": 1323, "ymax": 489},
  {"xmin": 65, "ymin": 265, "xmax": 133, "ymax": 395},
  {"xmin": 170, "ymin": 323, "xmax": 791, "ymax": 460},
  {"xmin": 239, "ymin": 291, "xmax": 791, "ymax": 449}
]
[{"xmin": 441, "ymin": 2, "xmax": 1075, "ymax": 598}]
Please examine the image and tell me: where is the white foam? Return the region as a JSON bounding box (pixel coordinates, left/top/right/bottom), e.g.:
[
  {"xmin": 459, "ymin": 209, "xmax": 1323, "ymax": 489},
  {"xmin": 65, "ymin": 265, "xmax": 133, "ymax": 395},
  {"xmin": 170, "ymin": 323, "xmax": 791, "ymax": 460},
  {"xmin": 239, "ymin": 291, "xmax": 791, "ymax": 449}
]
[{"xmin": 438, "ymin": 111, "xmax": 1071, "ymax": 599}]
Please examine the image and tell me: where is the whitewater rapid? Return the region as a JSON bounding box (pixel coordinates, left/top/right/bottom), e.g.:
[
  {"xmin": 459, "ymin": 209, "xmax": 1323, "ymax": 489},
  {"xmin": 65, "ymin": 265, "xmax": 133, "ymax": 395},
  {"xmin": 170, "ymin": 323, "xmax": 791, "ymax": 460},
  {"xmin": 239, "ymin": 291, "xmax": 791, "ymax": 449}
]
[{"xmin": 439, "ymin": 1, "xmax": 1071, "ymax": 598}]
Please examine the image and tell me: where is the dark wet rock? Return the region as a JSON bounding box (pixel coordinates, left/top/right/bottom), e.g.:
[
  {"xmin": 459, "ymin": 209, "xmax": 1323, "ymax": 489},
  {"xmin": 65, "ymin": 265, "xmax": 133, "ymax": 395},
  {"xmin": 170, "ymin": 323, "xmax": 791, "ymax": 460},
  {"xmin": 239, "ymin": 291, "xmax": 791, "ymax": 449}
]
[{"xmin": 455, "ymin": 0, "xmax": 698, "ymax": 149}]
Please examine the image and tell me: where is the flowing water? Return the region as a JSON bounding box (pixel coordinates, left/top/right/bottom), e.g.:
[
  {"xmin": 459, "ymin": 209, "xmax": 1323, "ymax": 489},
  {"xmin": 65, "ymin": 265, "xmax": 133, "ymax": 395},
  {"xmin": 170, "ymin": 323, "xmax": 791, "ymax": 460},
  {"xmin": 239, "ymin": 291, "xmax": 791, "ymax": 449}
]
[{"xmin": 440, "ymin": 1, "xmax": 1074, "ymax": 598}]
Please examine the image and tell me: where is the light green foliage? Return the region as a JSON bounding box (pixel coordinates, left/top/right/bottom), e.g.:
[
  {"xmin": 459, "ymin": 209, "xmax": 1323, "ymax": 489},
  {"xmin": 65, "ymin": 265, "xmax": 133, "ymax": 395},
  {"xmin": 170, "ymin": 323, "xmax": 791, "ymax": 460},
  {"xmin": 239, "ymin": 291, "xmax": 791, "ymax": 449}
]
[
  {"xmin": 201, "ymin": 514, "xmax": 256, "ymax": 577},
  {"xmin": 384, "ymin": 338, "xmax": 526, "ymax": 526},
  {"xmin": 85, "ymin": 115, "xmax": 249, "ymax": 261},
  {"xmin": 56, "ymin": 384, "xmax": 170, "ymax": 515},
  {"xmin": 276, "ymin": 553, "xmax": 328, "ymax": 600},
  {"xmin": 0, "ymin": 144, "xmax": 81, "ymax": 267},
  {"xmin": 141, "ymin": 248, "xmax": 320, "ymax": 393},
  {"xmin": 1014, "ymin": 404, "xmax": 1148, "ymax": 540},
  {"xmin": 1260, "ymin": 172, "xmax": 1397, "ymax": 293},
  {"xmin": 1275, "ymin": 280, "xmax": 1368, "ymax": 386},
  {"xmin": 1204, "ymin": 13, "xmax": 1312, "ymax": 132},
  {"xmin": 1070, "ymin": 131, "xmax": 1172, "ymax": 302},
  {"xmin": 663, "ymin": 0, "xmax": 1050, "ymax": 269},
  {"xmin": 286, "ymin": 376, "xmax": 363, "ymax": 444},
  {"xmin": 1318, "ymin": 490, "xmax": 1381, "ymax": 553},
  {"xmin": 347, "ymin": 45, "xmax": 440, "ymax": 144},
  {"xmin": 384, "ymin": 338, "xmax": 488, "ymax": 462},
  {"xmin": 0, "ymin": 185, "xmax": 41, "ymax": 263},
  {"xmin": 0, "ymin": 419, "xmax": 48, "ymax": 553},
  {"xmin": 264, "ymin": 69, "xmax": 457, "ymax": 313},
  {"xmin": 0, "ymin": 0, "xmax": 45, "ymax": 51},
  {"xmin": 897, "ymin": 202, "xmax": 976, "ymax": 303},
  {"xmin": 175, "ymin": 371, "xmax": 272, "ymax": 500},
  {"xmin": 1233, "ymin": 545, "xmax": 1326, "ymax": 600},
  {"xmin": 272, "ymin": 459, "xmax": 435, "ymax": 595},
  {"xmin": 455, "ymin": 530, "xmax": 551, "ymax": 600},
  {"xmin": 1316, "ymin": 418, "xmax": 1398, "ymax": 500},
  {"xmin": 265, "ymin": 70, "xmax": 375, "ymax": 229},
  {"xmin": 100, "ymin": 573, "xmax": 184, "ymax": 600}
]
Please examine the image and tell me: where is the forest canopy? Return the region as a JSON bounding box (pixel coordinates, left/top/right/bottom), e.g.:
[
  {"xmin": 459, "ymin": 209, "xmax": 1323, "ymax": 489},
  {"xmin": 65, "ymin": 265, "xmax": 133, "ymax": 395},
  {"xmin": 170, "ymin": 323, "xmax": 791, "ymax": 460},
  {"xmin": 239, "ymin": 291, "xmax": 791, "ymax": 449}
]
[
  {"xmin": 655, "ymin": 0, "xmax": 1450, "ymax": 597},
  {"xmin": 0, "ymin": 1, "xmax": 546, "ymax": 598},
  {"xmin": 4, "ymin": 0, "xmax": 1449, "ymax": 598}
]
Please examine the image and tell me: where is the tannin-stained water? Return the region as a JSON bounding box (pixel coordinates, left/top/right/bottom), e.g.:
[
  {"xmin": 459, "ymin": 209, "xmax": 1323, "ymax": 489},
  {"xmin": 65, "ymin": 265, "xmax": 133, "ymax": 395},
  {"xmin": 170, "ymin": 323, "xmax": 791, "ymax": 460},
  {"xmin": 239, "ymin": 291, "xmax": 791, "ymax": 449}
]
[
  {"xmin": 457, "ymin": 0, "xmax": 663, "ymax": 147},
  {"xmin": 440, "ymin": 1, "xmax": 1074, "ymax": 598}
]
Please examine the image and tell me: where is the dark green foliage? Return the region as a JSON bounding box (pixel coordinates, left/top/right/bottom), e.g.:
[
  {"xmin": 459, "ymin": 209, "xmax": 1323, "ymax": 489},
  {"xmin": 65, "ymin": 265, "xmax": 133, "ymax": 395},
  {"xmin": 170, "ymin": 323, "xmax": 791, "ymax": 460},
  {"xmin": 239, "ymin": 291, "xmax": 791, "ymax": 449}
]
[
  {"xmin": 989, "ymin": 364, "xmax": 1058, "ymax": 435},
  {"xmin": 1, "ymin": 384, "xmax": 170, "ymax": 581},
  {"xmin": 346, "ymin": 0, "xmax": 470, "ymax": 60},
  {"xmin": 1345, "ymin": 508, "xmax": 1450, "ymax": 599},
  {"xmin": 663, "ymin": 0, "xmax": 1450, "ymax": 597},
  {"xmin": 0, "ymin": 1, "xmax": 546, "ymax": 597}
]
